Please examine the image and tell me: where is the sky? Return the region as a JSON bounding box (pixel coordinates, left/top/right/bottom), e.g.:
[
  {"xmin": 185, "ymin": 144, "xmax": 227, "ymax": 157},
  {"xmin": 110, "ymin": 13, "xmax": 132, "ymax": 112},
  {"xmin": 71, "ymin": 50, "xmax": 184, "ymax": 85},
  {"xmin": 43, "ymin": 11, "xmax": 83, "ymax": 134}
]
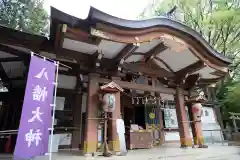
[{"xmin": 44, "ymin": 0, "xmax": 151, "ymax": 20}]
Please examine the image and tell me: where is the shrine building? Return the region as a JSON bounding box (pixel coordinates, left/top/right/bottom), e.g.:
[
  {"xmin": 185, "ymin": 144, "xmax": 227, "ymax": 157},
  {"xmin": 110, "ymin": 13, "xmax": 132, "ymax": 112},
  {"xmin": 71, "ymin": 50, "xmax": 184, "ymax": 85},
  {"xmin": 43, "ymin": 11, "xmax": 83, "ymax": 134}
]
[{"xmin": 0, "ymin": 6, "xmax": 231, "ymax": 156}]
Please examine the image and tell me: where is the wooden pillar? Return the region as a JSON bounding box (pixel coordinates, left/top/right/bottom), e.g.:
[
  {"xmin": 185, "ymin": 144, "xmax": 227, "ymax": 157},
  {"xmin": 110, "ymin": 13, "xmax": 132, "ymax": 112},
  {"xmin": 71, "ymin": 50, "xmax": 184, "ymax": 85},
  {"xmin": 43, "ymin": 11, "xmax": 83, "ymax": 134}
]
[
  {"xmin": 108, "ymin": 77, "xmax": 121, "ymax": 153},
  {"xmin": 187, "ymin": 104, "xmax": 196, "ymax": 144},
  {"xmin": 175, "ymin": 87, "xmax": 192, "ymax": 147},
  {"xmin": 158, "ymin": 107, "xmax": 165, "ymax": 144},
  {"xmin": 84, "ymin": 73, "xmax": 99, "ymax": 155},
  {"xmin": 72, "ymin": 93, "xmax": 82, "ymax": 149},
  {"xmin": 188, "ymin": 103, "xmax": 204, "ymax": 145},
  {"xmin": 72, "ymin": 72, "xmax": 83, "ymax": 149},
  {"xmin": 152, "ymin": 78, "xmax": 165, "ymax": 144}
]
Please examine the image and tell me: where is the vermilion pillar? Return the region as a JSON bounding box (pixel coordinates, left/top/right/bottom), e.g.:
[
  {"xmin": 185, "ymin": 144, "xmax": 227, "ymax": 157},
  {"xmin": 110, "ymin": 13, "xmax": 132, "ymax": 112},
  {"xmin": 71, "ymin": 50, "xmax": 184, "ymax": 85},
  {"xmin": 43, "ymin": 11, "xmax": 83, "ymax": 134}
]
[
  {"xmin": 108, "ymin": 77, "xmax": 121, "ymax": 153},
  {"xmin": 84, "ymin": 73, "xmax": 99, "ymax": 155},
  {"xmin": 188, "ymin": 103, "xmax": 204, "ymax": 146},
  {"xmin": 175, "ymin": 87, "xmax": 192, "ymax": 147}
]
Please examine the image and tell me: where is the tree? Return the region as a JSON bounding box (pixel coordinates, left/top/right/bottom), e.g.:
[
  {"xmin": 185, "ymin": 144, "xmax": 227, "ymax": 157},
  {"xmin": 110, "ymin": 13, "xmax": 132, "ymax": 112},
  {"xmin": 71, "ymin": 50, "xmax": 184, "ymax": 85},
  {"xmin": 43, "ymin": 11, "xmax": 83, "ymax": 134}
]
[
  {"xmin": 0, "ymin": 0, "xmax": 49, "ymax": 35},
  {"xmin": 139, "ymin": 0, "xmax": 240, "ymax": 122}
]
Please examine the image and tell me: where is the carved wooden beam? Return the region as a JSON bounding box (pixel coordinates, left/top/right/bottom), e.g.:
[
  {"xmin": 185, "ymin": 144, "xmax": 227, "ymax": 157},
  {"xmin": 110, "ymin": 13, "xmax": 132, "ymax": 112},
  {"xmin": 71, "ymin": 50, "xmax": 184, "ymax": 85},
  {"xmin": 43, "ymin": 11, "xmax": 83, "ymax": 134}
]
[
  {"xmin": 198, "ymin": 77, "xmax": 223, "ymax": 84},
  {"xmin": 111, "ymin": 44, "xmax": 138, "ymax": 72},
  {"xmin": 0, "ymin": 44, "xmax": 29, "ymax": 57},
  {"xmin": 114, "ymin": 44, "xmax": 138, "ymax": 62},
  {"xmin": 93, "ymin": 51, "xmax": 99, "ymax": 68},
  {"xmin": 55, "ymin": 24, "xmax": 66, "ymax": 53},
  {"xmin": 0, "ymin": 63, "xmax": 10, "ymax": 89},
  {"xmin": 121, "ymin": 52, "xmax": 145, "ymax": 64},
  {"xmin": 91, "ymin": 26, "xmax": 228, "ymax": 73},
  {"xmin": 0, "ymin": 57, "xmax": 21, "ymax": 62},
  {"xmin": 144, "ymin": 43, "xmax": 168, "ymax": 62},
  {"xmin": 210, "ymin": 70, "xmax": 226, "ymax": 77},
  {"xmin": 0, "ymin": 26, "xmax": 50, "ymax": 52},
  {"xmin": 183, "ymin": 74, "xmax": 200, "ymax": 90},
  {"xmin": 58, "ymin": 48, "xmax": 116, "ymax": 69},
  {"xmin": 58, "ymin": 48, "xmax": 92, "ymax": 63},
  {"xmin": 66, "ymin": 27, "xmax": 102, "ymax": 45},
  {"xmin": 0, "ymin": 44, "xmax": 30, "ymax": 66},
  {"xmin": 121, "ymin": 61, "xmax": 174, "ymax": 78},
  {"xmin": 58, "ymin": 61, "xmax": 125, "ymax": 77},
  {"xmin": 98, "ymin": 77, "xmax": 189, "ymax": 95},
  {"xmin": 175, "ymin": 61, "xmax": 206, "ymax": 77},
  {"xmin": 174, "ymin": 61, "xmax": 205, "ymax": 85},
  {"xmin": 157, "ymin": 77, "xmax": 176, "ymax": 88},
  {"xmin": 10, "ymin": 76, "xmax": 26, "ymax": 81},
  {"xmin": 154, "ymin": 56, "xmax": 174, "ymax": 73},
  {"xmin": 92, "ymin": 51, "xmax": 104, "ymax": 68}
]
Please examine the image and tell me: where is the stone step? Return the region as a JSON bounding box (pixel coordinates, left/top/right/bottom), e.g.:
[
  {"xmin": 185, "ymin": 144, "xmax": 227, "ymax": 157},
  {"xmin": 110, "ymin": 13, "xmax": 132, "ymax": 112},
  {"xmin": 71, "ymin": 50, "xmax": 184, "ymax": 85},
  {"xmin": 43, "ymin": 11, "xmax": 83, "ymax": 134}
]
[{"xmin": 228, "ymin": 141, "xmax": 240, "ymax": 146}]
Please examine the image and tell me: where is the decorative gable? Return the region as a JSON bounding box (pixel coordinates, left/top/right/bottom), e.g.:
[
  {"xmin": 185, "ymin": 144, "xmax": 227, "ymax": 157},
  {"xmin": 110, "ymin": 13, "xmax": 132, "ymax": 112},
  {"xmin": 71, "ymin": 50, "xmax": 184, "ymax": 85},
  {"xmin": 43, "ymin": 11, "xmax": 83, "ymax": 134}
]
[
  {"xmin": 186, "ymin": 91, "xmax": 207, "ymax": 103},
  {"xmin": 100, "ymin": 81, "xmax": 124, "ymax": 93}
]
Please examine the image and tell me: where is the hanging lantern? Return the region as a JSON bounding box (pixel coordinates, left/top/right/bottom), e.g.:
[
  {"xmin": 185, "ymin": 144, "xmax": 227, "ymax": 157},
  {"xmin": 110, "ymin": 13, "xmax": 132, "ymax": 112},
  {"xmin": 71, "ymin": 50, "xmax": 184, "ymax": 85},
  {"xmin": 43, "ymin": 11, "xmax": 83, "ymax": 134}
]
[
  {"xmin": 192, "ymin": 103, "xmax": 203, "ymax": 121},
  {"xmin": 102, "ymin": 93, "xmax": 116, "ymax": 112}
]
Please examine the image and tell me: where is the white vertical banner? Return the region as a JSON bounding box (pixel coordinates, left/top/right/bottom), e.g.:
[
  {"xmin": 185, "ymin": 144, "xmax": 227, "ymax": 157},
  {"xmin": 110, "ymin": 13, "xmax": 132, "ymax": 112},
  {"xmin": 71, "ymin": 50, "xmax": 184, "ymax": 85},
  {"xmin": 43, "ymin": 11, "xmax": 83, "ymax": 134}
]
[{"xmin": 116, "ymin": 119, "xmax": 127, "ymax": 154}]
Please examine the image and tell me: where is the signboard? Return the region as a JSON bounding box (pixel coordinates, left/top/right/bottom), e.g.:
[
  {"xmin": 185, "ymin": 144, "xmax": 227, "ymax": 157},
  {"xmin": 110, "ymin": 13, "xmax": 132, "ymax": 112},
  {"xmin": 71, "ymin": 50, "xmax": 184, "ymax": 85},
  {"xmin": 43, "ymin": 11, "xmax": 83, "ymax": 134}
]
[
  {"xmin": 14, "ymin": 55, "xmax": 56, "ymax": 159},
  {"xmin": 164, "ymin": 108, "xmax": 178, "ymax": 128}
]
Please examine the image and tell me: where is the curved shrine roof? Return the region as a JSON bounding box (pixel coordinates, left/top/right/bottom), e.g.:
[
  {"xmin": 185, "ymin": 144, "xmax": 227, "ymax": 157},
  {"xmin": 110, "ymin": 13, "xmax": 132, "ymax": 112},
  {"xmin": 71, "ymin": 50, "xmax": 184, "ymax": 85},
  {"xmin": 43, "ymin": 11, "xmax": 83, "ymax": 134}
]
[
  {"xmin": 50, "ymin": 7, "xmax": 231, "ymax": 88},
  {"xmin": 51, "ymin": 7, "xmax": 231, "ymax": 65}
]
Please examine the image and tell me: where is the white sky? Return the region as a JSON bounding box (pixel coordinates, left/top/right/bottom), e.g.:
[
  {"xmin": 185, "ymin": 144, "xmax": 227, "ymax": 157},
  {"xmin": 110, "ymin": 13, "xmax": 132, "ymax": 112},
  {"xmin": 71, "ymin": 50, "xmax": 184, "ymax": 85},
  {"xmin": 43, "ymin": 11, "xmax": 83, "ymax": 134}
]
[{"xmin": 44, "ymin": 0, "xmax": 150, "ymax": 20}]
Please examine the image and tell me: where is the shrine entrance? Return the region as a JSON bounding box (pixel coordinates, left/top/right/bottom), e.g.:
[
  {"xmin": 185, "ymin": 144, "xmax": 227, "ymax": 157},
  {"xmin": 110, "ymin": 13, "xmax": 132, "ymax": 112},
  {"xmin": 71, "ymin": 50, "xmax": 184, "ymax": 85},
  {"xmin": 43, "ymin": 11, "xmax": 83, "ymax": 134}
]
[
  {"xmin": 123, "ymin": 94, "xmax": 165, "ymax": 149},
  {"xmin": 145, "ymin": 103, "xmax": 162, "ymax": 146}
]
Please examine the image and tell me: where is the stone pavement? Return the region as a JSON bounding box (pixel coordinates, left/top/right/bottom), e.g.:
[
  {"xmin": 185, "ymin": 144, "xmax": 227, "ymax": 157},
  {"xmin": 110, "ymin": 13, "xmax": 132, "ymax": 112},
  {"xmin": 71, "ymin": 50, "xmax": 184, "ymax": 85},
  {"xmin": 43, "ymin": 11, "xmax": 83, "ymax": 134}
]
[{"xmin": 1, "ymin": 144, "xmax": 240, "ymax": 160}]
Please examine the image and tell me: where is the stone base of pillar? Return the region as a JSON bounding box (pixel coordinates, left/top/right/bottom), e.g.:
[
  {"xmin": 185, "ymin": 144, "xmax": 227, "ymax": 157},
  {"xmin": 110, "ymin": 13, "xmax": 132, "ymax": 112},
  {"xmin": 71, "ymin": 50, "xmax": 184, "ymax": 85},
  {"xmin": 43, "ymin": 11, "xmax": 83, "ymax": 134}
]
[
  {"xmin": 192, "ymin": 144, "xmax": 208, "ymax": 148},
  {"xmin": 115, "ymin": 152, "xmax": 122, "ymax": 156},
  {"xmin": 192, "ymin": 136, "xmax": 208, "ymax": 149},
  {"xmin": 193, "ymin": 136, "xmax": 205, "ymax": 145},
  {"xmin": 129, "ymin": 144, "xmax": 133, "ymax": 150},
  {"xmin": 159, "ymin": 138, "xmax": 165, "ymax": 145},
  {"xmin": 84, "ymin": 153, "xmax": 93, "ymax": 157},
  {"xmin": 180, "ymin": 138, "xmax": 193, "ymax": 147},
  {"xmin": 198, "ymin": 144, "xmax": 208, "ymax": 148},
  {"xmin": 108, "ymin": 140, "xmax": 120, "ymax": 153},
  {"xmin": 84, "ymin": 141, "xmax": 98, "ymax": 154}
]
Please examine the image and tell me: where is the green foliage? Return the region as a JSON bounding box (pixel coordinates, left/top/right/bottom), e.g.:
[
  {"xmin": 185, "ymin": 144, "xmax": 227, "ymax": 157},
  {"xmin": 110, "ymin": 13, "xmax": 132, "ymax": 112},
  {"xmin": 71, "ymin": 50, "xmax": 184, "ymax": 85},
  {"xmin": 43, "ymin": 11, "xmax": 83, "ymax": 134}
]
[
  {"xmin": 218, "ymin": 80, "xmax": 240, "ymax": 120},
  {"xmin": 0, "ymin": 0, "xmax": 49, "ymax": 35},
  {"xmin": 140, "ymin": 0, "xmax": 240, "ymax": 118}
]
